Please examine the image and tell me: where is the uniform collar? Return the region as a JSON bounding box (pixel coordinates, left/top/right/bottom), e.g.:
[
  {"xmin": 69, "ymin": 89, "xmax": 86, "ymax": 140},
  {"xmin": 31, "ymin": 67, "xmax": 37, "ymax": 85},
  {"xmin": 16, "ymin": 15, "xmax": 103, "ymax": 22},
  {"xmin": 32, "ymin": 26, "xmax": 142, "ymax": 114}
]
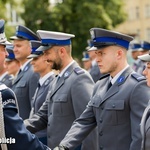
[
  {"xmin": 0, "ymin": 72, "xmax": 8, "ymax": 81},
  {"xmin": 111, "ymin": 65, "xmax": 129, "ymax": 84},
  {"xmin": 58, "ymin": 60, "xmax": 75, "ymax": 77},
  {"xmin": 20, "ymin": 59, "xmax": 31, "ymax": 71},
  {"xmin": 39, "ymin": 71, "xmax": 54, "ymax": 86}
]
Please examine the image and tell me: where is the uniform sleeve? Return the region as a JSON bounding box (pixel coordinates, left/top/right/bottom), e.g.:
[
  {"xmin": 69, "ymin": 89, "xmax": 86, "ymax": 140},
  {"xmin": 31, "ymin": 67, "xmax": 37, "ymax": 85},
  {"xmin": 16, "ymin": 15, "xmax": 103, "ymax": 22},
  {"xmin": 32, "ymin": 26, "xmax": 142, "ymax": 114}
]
[
  {"xmin": 29, "ymin": 72, "xmax": 40, "ymax": 107},
  {"xmin": 71, "ymin": 72, "xmax": 94, "ymax": 117},
  {"xmin": 69, "ymin": 72, "xmax": 98, "ymax": 150},
  {"xmin": 24, "ymin": 94, "xmax": 49, "ymax": 134},
  {"xmin": 1, "ymin": 87, "xmax": 50, "ymax": 150},
  {"xmin": 129, "ymin": 80, "xmax": 150, "ymax": 150}
]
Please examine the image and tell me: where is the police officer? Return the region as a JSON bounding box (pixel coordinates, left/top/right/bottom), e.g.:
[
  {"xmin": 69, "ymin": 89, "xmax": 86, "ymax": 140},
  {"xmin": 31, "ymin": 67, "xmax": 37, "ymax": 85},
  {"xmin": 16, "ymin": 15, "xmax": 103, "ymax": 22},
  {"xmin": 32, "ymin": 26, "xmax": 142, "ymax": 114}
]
[
  {"xmin": 81, "ymin": 51, "xmax": 91, "ymax": 71},
  {"xmin": 86, "ymin": 39, "xmax": 102, "ymax": 82},
  {"xmin": 10, "ymin": 25, "xmax": 40, "ymax": 120},
  {"xmin": 136, "ymin": 41, "xmax": 150, "ymax": 75},
  {"xmin": 129, "ymin": 41, "xmax": 143, "ymax": 73},
  {"xmin": 5, "ymin": 45, "xmax": 21, "ymax": 80},
  {"xmin": 24, "ymin": 30, "xmax": 98, "ymax": 150},
  {"xmin": 0, "ymin": 19, "xmax": 50, "ymax": 150},
  {"xmin": 28, "ymin": 40, "xmax": 55, "ymax": 145},
  {"xmin": 0, "ymin": 43, "xmax": 14, "ymax": 88},
  {"xmin": 138, "ymin": 53, "xmax": 150, "ymax": 150},
  {"xmin": 53, "ymin": 28, "xmax": 150, "ymax": 150}
]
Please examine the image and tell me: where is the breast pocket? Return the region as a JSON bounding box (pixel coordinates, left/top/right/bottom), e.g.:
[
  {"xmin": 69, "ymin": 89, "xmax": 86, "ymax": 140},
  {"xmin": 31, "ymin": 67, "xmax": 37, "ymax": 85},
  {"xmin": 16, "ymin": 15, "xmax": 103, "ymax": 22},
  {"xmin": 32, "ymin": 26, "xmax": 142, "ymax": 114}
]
[
  {"xmin": 52, "ymin": 94, "xmax": 71, "ymax": 116},
  {"xmin": 15, "ymin": 81, "xmax": 27, "ymax": 96},
  {"xmin": 104, "ymin": 100, "xmax": 128, "ymax": 125}
]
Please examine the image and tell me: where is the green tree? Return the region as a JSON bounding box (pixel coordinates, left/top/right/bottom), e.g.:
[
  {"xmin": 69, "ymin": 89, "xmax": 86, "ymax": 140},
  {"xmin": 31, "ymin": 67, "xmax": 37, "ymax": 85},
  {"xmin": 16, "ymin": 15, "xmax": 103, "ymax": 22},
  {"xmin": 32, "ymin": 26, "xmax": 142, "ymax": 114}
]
[
  {"xmin": 0, "ymin": 0, "xmax": 16, "ymax": 41},
  {"xmin": 21, "ymin": 0, "xmax": 55, "ymax": 32},
  {"xmin": 21, "ymin": 0, "xmax": 127, "ymax": 59}
]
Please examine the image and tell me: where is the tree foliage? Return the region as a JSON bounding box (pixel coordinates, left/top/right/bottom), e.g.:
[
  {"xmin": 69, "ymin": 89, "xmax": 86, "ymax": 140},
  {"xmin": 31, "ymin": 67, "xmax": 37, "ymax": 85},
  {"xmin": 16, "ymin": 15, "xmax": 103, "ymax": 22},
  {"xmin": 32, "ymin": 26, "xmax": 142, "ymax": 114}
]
[
  {"xmin": 21, "ymin": 0, "xmax": 55, "ymax": 32},
  {"xmin": 21, "ymin": 0, "xmax": 127, "ymax": 59}
]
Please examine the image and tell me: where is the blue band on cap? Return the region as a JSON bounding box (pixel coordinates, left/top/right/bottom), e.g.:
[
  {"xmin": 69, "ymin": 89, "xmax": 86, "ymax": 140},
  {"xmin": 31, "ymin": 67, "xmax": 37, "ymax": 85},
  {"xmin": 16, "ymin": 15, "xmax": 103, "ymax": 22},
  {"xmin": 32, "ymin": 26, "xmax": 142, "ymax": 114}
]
[
  {"xmin": 41, "ymin": 39, "xmax": 71, "ymax": 45},
  {"xmin": 94, "ymin": 37, "xmax": 129, "ymax": 49},
  {"xmin": 7, "ymin": 53, "xmax": 15, "ymax": 59},
  {"xmin": 141, "ymin": 44, "xmax": 150, "ymax": 50},
  {"xmin": 131, "ymin": 44, "xmax": 141, "ymax": 49},
  {"xmin": 31, "ymin": 47, "xmax": 38, "ymax": 52},
  {"xmin": 16, "ymin": 31, "xmax": 36, "ymax": 40}
]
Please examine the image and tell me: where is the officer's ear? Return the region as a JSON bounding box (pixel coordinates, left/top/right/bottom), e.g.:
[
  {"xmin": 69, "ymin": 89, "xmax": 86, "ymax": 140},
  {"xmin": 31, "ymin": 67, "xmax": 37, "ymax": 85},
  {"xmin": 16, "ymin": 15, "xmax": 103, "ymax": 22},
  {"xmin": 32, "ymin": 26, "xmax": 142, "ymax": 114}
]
[{"xmin": 57, "ymin": 46, "xmax": 66, "ymax": 57}]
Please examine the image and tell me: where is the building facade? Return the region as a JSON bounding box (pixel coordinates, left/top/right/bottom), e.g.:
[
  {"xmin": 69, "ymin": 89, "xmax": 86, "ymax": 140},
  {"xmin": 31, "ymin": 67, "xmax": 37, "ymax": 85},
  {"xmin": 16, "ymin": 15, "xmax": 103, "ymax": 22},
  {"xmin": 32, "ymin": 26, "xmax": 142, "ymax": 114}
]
[{"xmin": 115, "ymin": 0, "xmax": 150, "ymax": 41}]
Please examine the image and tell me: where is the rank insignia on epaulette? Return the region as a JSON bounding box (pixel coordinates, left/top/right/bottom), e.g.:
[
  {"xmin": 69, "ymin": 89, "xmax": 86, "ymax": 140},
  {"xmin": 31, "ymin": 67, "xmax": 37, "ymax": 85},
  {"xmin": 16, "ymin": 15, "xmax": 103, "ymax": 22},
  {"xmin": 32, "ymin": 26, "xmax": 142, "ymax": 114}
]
[
  {"xmin": 74, "ymin": 67, "xmax": 84, "ymax": 75},
  {"xmin": 131, "ymin": 73, "xmax": 146, "ymax": 81}
]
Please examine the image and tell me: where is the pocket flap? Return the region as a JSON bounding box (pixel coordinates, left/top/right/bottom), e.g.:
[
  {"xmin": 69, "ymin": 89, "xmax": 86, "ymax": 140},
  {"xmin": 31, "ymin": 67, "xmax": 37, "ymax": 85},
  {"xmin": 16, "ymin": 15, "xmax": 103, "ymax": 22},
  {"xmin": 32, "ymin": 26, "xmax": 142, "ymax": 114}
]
[{"xmin": 105, "ymin": 100, "xmax": 124, "ymax": 110}]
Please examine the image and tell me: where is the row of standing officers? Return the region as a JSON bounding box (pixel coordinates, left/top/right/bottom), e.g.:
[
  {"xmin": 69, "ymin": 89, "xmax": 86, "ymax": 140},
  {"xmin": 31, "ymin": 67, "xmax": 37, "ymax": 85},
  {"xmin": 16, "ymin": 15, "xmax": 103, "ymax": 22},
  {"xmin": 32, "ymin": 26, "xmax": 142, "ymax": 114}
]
[{"xmin": 0, "ymin": 18, "xmax": 150, "ymax": 150}]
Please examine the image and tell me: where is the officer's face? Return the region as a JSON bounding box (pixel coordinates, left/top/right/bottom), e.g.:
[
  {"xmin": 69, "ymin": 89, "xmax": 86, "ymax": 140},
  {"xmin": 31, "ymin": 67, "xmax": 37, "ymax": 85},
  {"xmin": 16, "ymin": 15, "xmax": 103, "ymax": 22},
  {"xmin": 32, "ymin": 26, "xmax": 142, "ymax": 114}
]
[
  {"xmin": 13, "ymin": 40, "xmax": 31, "ymax": 62},
  {"xmin": 143, "ymin": 62, "xmax": 150, "ymax": 87},
  {"xmin": 0, "ymin": 45, "xmax": 8, "ymax": 72},
  {"xmin": 6, "ymin": 60, "xmax": 20, "ymax": 76},
  {"xmin": 43, "ymin": 46, "xmax": 62, "ymax": 70},
  {"xmin": 95, "ymin": 46, "xmax": 122, "ymax": 77},
  {"xmin": 31, "ymin": 54, "xmax": 52, "ymax": 75},
  {"xmin": 82, "ymin": 60, "xmax": 91, "ymax": 71}
]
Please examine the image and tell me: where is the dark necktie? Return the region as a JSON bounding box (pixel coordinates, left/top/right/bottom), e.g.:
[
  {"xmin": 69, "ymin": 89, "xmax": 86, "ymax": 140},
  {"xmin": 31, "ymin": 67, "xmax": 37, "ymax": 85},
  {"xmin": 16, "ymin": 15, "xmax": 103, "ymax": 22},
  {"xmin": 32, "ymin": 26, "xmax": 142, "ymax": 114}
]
[
  {"xmin": 107, "ymin": 81, "xmax": 112, "ymax": 91},
  {"xmin": 56, "ymin": 75, "xmax": 60, "ymax": 83},
  {"xmin": 17, "ymin": 69, "xmax": 22, "ymax": 76}
]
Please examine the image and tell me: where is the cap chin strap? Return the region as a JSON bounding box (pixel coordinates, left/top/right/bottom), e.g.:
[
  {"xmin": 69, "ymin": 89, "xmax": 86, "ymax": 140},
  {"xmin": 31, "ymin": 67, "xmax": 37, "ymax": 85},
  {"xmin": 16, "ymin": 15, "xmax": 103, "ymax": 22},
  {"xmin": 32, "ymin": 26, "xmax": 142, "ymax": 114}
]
[{"xmin": 0, "ymin": 91, "xmax": 8, "ymax": 150}]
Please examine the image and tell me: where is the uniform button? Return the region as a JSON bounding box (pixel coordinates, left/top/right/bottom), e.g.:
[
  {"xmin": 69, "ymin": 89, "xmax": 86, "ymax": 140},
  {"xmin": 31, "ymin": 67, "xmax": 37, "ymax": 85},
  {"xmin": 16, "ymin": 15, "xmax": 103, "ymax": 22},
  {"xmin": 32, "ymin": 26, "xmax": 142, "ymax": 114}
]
[
  {"xmin": 100, "ymin": 146, "xmax": 103, "ymax": 150},
  {"xmin": 101, "ymin": 106, "xmax": 104, "ymax": 110},
  {"xmin": 99, "ymin": 131, "xmax": 103, "ymax": 136},
  {"xmin": 112, "ymin": 104, "xmax": 115, "ymax": 108},
  {"xmin": 100, "ymin": 118, "xmax": 103, "ymax": 123},
  {"xmin": 50, "ymin": 112, "xmax": 52, "ymax": 115},
  {"xmin": 48, "ymin": 124, "xmax": 50, "ymax": 126}
]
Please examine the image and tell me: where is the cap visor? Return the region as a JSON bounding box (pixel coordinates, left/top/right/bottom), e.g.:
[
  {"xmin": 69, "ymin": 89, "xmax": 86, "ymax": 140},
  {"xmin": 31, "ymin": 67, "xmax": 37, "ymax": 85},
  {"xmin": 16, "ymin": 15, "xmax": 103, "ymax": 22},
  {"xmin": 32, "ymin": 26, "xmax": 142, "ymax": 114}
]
[
  {"xmin": 27, "ymin": 54, "xmax": 39, "ymax": 59},
  {"xmin": 5, "ymin": 58, "xmax": 13, "ymax": 62},
  {"xmin": 82, "ymin": 58, "xmax": 90, "ymax": 61},
  {"xmin": 138, "ymin": 54, "xmax": 150, "ymax": 61},
  {"xmin": 88, "ymin": 46, "xmax": 98, "ymax": 51},
  {"xmin": 36, "ymin": 45, "xmax": 52, "ymax": 51},
  {"xmin": 1, "ymin": 41, "xmax": 12, "ymax": 46},
  {"xmin": 10, "ymin": 36, "xmax": 27, "ymax": 40}
]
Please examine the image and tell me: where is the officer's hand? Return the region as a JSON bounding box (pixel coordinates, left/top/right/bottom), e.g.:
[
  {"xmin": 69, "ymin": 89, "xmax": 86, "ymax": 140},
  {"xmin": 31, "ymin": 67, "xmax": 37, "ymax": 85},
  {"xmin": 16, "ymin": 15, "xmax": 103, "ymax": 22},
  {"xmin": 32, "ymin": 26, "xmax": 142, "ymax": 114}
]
[{"xmin": 53, "ymin": 145, "xmax": 69, "ymax": 150}]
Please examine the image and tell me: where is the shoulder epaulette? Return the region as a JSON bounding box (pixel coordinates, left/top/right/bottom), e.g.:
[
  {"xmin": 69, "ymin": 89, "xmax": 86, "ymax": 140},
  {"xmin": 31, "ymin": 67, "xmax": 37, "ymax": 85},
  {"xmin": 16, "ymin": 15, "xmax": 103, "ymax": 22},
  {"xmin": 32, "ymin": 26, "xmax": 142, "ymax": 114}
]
[
  {"xmin": 99, "ymin": 74, "xmax": 110, "ymax": 80},
  {"xmin": 74, "ymin": 67, "xmax": 85, "ymax": 75},
  {"xmin": 131, "ymin": 73, "xmax": 146, "ymax": 81}
]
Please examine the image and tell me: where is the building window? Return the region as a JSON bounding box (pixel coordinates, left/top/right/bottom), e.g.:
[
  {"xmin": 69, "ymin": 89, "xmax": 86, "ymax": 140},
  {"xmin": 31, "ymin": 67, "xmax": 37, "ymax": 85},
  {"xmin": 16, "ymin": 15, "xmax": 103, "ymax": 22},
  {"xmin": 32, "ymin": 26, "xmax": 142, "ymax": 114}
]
[
  {"xmin": 135, "ymin": 6, "xmax": 140, "ymax": 19},
  {"xmin": 128, "ymin": 6, "xmax": 140, "ymax": 20},
  {"xmin": 6, "ymin": 3, "xmax": 20, "ymax": 26},
  {"xmin": 145, "ymin": 4, "xmax": 150, "ymax": 18},
  {"xmin": 146, "ymin": 28, "xmax": 150, "ymax": 41},
  {"xmin": 136, "ymin": 29, "xmax": 140, "ymax": 40}
]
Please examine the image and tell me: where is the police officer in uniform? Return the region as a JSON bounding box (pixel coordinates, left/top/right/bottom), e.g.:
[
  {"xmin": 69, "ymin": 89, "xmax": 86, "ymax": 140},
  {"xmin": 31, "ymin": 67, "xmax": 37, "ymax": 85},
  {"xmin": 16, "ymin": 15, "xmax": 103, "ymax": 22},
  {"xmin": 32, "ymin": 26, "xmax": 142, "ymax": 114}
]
[
  {"xmin": 28, "ymin": 40, "xmax": 55, "ymax": 145},
  {"xmin": 81, "ymin": 51, "xmax": 91, "ymax": 71},
  {"xmin": 0, "ymin": 43, "xmax": 14, "ymax": 88},
  {"xmin": 5, "ymin": 45, "xmax": 21, "ymax": 80},
  {"xmin": 136, "ymin": 41, "xmax": 150, "ymax": 75},
  {"xmin": 10, "ymin": 25, "xmax": 40, "ymax": 120},
  {"xmin": 87, "ymin": 39, "xmax": 102, "ymax": 82},
  {"xmin": 0, "ymin": 19, "xmax": 50, "ymax": 150},
  {"xmin": 138, "ymin": 53, "xmax": 150, "ymax": 150},
  {"xmin": 25, "ymin": 30, "xmax": 98, "ymax": 150},
  {"xmin": 53, "ymin": 28, "xmax": 150, "ymax": 150}
]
